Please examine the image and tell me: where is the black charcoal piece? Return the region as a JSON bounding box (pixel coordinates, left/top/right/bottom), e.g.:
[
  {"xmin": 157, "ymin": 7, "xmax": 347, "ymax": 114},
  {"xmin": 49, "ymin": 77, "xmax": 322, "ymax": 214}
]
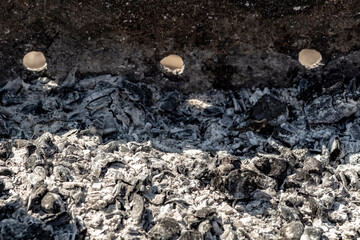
[
  {"xmin": 149, "ymin": 217, "xmax": 181, "ymax": 240},
  {"xmin": 250, "ymin": 94, "xmax": 287, "ymax": 122}
]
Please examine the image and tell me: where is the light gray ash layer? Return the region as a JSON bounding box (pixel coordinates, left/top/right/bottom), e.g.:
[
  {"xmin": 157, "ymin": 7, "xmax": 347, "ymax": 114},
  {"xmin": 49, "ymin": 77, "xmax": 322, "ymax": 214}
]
[{"xmin": 0, "ymin": 72, "xmax": 360, "ymax": 240}]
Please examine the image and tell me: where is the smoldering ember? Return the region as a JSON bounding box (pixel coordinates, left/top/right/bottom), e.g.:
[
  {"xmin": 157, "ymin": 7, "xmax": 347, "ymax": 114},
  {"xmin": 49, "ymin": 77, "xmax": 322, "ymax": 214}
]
[{"xmin": 1, "ymin": 1, "xmax": 360, "ymax": 240}]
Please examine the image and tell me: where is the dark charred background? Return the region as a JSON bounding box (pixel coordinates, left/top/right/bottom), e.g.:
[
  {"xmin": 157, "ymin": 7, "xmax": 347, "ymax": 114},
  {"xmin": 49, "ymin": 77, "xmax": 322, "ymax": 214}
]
[{"xmin": 0, "ymin": 0, "xmax": 359, "ymax": 92}]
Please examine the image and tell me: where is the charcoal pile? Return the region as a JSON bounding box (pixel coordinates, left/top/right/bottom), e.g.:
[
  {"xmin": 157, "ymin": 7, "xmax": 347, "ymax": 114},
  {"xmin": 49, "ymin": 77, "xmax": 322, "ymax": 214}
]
[{"xmin": 0, "ymin": 69, "xmax": 360, "ymax": 239}]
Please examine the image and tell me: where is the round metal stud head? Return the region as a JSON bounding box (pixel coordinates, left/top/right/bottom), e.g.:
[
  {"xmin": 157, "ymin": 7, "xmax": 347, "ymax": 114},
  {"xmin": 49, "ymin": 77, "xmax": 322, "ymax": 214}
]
[
  {"xmin": 298, "ymin": 49, "xmax": 323, "ymax": 69},
  {"xmin": 160, "ymin": 54, "xmax": 185, "ymax": 75},
  {"xmin": 23, "ymin": 51, "xmax": 47, "ymax": 71}
]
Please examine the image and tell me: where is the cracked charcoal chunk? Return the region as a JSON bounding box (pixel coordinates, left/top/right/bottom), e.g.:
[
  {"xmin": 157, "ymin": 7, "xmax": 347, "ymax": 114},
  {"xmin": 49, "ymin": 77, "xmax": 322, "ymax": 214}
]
[
  {"xmin": 149, "ymin": 217, "xmax": 181, "ymax": 240},
  {"xmin": 0, "ymin": 202, "xmax": 21, "ymax": 222},
  {"xmin": 329, "ymin": 137, "xmax": 341, "ymax": 162},
  {"xmin": 53, "ymin": 166, "xmax": 72, "ymax": 181},
  {"xmin": 26, "ymin": 144, "xmax": 37, "ymax": 157},
  {"xmin": 297, "ymin": 77, "xmax": 321, "ymax": 101},
  {"xmin": 61, "ymin": 90, "xmax": 80, "ymax": 106},
  {"xmin": 62, "ymin": 67, "xmax": 78, "ymax": 87},
  {"xmin": 272, "ymin": 123, "xmax": 300, "ymax": 147},
  {"xmin": 335, "ymin": 167, "xmax": 360, "ymax": 190},
  {"xmin": 178, "ymin": 230, "xmax": 202, "ymax": 240},
  {"xmin": 250, "ymin": 94, "xmax": 287, "ymax": 123},
  {"xmin": 211, "ymin": 220, "xmax": 224, "ymax": 236},
  {"xmin": 347, "ymin": 153, "xmax": 360, "ymax": 165},
  {"xmin": 122, "ymin": 102, "xmax": 146, "ymax": 127},
  {"xmin": 198, "ymin": 220, "xmax": 212, "ymax": 238},
  {"xmin": 283, "ymin": 171, "xmax": 313, "ymax": 190},
  {"xmin": 0, "ymin": 77, "xmax": 24, "ymax": 93},
  {"xmin": 194, "ymin": 208, "xmax": 216, "ymax": 219},
  {"xmin": 0, "ymin": 180, "xmax": 5, "ymax": 196},
  {"xmin": 0, "ymin": 219, "xmax": 28, "ymax": 240},
  {"xmin": 219, "ymin": 116, "xmax": 234, "ymax": 128},
  {"xmin": 302, "ymin": 226, "xmax": 323, "ymax": 240},
  {"xmin": 102, "ymin": 117, "xmax": 119, "ymax": 140},
  {"xmin": 86, "ymin": 96, "xmax": 112, "ymax": 116},
  {"xmin": 71, "ymin": 190, "xmax": 86, "ymax": 206},
  {"xmin": 280, "ymin": 205, "xmax": 302, "ymax": 221},
  {"xmin": 170, "ymin": 129, "xmax": 196, "ymax": 140},
  {"xmin": 202, "ymin": 106, "xmax": 224, "ymax": 117},
  {"xmin": 322, "ymin": 72, "xmax": 344, "ymax": 93},
  {"xmin": 28, "ymin": 184, "xmax": 48, "ymax": 212},
  {"xmin": 253, "ymin": 157, "xmax": 288, "ymax": 178},
  {"xmin": 130, "ymin": 194, "xmax": 144, "ymax": 223},
  {"xmin": 20, "ymin": 101, "xmax": 48, "ymax": 115},
  {"xmin": 44, "ymin": 212, "xmax": 72, "ymax": 227},
  {"xmin": 41, "ymin": 192, "xmax": 64, "ymax": 213},
  {"xmin": 80, "ymin": 88, "xmax": 115, "ymax": 107},
  {"xmin": 159, "ymin": 92, "xmax": 179, "ymax": 113},
  {"xmin": 25, "ymin": 153, "xmax": 47, "ymax": 170},
  {"xmin": 0, "ymin": 108, "xmax": 12, "ymax": 121},
  {"xmin": 303, "ymin": 158, "xmax": 324, "ymax": 174},
  {"xmin": 224, "ymin": 170, "xmax": 274, "ymax": 199},
  {"xmin": 34, "ymin": 133, "xmax": 58, "ymax": 158},
  {"xmin": 99, "ymin": 159, "xmax": 126, "ymax": 178},
  {"xmin": 97, "ymin": 141, "xmax": 119, "ymax": 153},
  {"xmin": 0, "ymin": 167, "xmax": 13, "ymax": 176},
  {"xmin": 284, "ymin": 170, "xmax": 328, "ymax": 189},
  {"xmin": 346, "ymin": 119, "xmax": 360, "ymax": 140},
  {"xmin": 0, "ymin": 142, "xmax": 11, "ymax": 159},
  {"xmin": 280, "ymin": 221, "xmax": 304, "ymax": 240},
  {"xmin": 0, "ymin": 90, "xmax": 22, "ymax": 106},
  {"xmin": 21, "ymin": 222, "xmax": 53, "ymax": 240},
  {"xmin": 305, "ymin": 95, "xmax": 358, "ymax": 124},
  {"xmin": 42, "ymin": 98, "xmax": 61, "ymax": 112},
  {"xmin": 120, "ymin": 80, "xmax": 153, "ymax": 106},
  {"xmin": 0, "ymin": 119, "xmax": 9, "ymax": 138}
]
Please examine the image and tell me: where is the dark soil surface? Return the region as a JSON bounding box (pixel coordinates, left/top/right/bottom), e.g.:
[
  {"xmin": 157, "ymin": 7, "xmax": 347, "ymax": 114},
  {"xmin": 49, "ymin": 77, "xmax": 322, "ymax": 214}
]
[{"xmin": 0, "ymin": 0, "xmax": 359, "ymax": 92}]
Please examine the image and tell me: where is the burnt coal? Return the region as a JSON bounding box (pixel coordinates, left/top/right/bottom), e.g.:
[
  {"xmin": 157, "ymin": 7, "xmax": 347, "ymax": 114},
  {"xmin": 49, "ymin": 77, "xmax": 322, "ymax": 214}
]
[
  {"xmin": 159, "ymin": 92, "xmax": 180, "ymax": 113},
  {"xmin": 0, "ymin": 142, "xmax": 11, "ymax": 160},
  {"xmin": 0, "ymin": 73, "xmax": 359, "ymax": 239},
  {"xmin": 41, "ymin": 192, "xmax": 64, "ymax": 213},
  {"xmin": 148, "ymin": 217, "xmax": 181, "ymax": 240},
  {"xmin": 253, "ymin": 156, "xmax": 288, "ymax": 178},
  {"xmin": 250, "ymin": 94, "xmax": 287, "ymax": 123}
]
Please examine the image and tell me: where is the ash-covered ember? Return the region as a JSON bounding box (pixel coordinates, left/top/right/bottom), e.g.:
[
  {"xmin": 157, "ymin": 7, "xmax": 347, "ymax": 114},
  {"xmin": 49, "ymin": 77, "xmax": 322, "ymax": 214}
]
[{"xmin": 0, "ymin": 71, "xmax": 360, "ymax": 239}]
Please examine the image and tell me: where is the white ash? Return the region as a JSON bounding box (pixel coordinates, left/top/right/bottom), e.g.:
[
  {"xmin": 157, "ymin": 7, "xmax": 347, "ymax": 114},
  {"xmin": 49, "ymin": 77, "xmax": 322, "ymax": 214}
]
[{"xmin": 0, "ymin": 72, "xmax": 359, "ymax": 239}]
